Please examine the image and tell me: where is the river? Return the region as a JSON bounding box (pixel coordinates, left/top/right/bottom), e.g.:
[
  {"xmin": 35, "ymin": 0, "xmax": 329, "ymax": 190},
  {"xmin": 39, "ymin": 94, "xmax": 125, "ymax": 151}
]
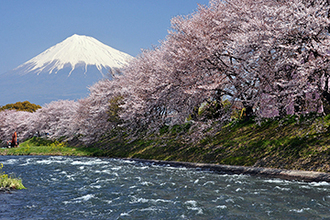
[{"xmin": 0, "ymin": 156, "xmax": 329, "ymax": 219}]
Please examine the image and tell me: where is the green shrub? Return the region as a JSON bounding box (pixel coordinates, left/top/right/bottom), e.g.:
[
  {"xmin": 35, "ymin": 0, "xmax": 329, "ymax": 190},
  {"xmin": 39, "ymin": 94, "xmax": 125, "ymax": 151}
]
[
  {"xmin": 0, "ymin": 163, "xmax": 26, "ymax": 190},
  {"xmin": 50, "ymin": 141, "xmax": 66, "ymax": 151}
]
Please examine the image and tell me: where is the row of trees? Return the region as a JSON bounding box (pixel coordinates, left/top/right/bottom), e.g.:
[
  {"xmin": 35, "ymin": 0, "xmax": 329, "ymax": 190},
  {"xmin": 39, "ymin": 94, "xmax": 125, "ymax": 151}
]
[
  {"xmin": 1, "ymin": 0, "xmax": 330, "ymax": 145},
  {"xmin": 118, "ymin": 0, "xmax": 330, "ymax": 132}
]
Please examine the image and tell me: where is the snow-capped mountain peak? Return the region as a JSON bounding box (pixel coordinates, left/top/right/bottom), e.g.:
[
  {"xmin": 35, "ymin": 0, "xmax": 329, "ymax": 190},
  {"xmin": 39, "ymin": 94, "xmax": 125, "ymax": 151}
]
[
  {"xmin": 0, "ymin": 34, "xmax": 134, "ymax": 105},
  {"xmin": 15, "ymin": 34, "xmax": 133, "ymax": 76}
]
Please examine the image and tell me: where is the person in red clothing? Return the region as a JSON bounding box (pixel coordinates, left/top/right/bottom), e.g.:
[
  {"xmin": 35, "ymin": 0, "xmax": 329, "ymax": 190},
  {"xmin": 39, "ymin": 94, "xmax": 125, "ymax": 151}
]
[{"xmin": 11, "ymin": 131, "xmax": 18, "ymax": 148}]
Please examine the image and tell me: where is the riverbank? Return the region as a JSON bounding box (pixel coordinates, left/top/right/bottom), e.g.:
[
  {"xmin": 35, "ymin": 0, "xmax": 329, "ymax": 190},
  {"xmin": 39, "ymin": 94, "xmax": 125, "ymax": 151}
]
[
  {"xmin": 0, "ymin": 138, "xmax": 104, "ymax": 157},
  {"xmin": 0, "ymin": 114, "xmax": 329, "ymax": 180},
  {"xmin": 91, "ymin": 114, "xmax": 330, "ymax": 173}
]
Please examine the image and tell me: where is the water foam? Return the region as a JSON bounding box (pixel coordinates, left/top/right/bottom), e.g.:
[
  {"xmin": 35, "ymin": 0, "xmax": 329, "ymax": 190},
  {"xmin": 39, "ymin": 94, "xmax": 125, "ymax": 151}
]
[
  {"xmin": 1, "ymin": 158, "xmax": 19, "ymax": 165},
  {"xmin": 63, "ymin": 194, "xmax": 95, "ymax": 204},
  {"xmin": 289, "ymin": 208, "xmax": 311, "ymax": 213}
]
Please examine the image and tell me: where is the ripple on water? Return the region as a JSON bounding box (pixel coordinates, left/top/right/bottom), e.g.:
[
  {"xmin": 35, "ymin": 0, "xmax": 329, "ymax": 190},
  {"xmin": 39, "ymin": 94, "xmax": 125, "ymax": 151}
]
[
  {"xmin": 71, "ymin": 160, "xmax": 109, "ymax": 166},
  {"xmin": 289, "ymin": 208, "xmax": 311, "ymax": 213},
  {"xmin": 63, "ymin": 194, "xmax": 95, "ymax": 204},
  {"xmin": 1, "ymin": 158, "xmax": 19, "ymax": 165},
  {"xmin": 184, "ymin": 200, "xmax": 203, "ymax": 215},
  {"xmin": 1, "ymin": 155, "xmax": 330, "ymax": 220}
]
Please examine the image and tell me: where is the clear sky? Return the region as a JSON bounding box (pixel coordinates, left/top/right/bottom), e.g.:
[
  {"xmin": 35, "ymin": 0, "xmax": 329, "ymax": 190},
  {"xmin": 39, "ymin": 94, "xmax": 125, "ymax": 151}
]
[{"xmin": 0, "ymin": 0, "xmax": 210, "ymax": 74}]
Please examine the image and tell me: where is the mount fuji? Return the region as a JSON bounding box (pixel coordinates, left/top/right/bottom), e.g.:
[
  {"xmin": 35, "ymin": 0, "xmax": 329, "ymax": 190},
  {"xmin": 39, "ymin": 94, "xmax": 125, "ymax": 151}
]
[{"xmin": 0, "ymin": 34, "xmax": 133, "ymax": 106}]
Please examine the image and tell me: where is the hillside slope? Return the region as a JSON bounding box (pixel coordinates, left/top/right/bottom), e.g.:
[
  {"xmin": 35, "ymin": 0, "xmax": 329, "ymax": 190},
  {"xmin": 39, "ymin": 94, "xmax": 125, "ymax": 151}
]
[{"xmin": 91, "ymin": 114, "xmax": 330, "ymax": 172}]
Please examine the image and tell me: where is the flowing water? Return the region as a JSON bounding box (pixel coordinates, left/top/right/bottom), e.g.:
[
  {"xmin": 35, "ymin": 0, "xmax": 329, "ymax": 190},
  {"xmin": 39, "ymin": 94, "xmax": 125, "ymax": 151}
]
[{"xmin": 0, "ymin": 156, "xmax": 329, "ymax": 220}]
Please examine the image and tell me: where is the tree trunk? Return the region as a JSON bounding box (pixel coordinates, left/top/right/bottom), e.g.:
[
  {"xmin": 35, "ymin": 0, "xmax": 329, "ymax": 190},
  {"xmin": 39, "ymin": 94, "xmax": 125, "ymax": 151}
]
[
  {"xmin": 242, "ymin": 101, "xmax": 254, "ymax": 121},
  {"xmin": 322, "ymin": 91, "xmax": 330, "ymax": 115}
]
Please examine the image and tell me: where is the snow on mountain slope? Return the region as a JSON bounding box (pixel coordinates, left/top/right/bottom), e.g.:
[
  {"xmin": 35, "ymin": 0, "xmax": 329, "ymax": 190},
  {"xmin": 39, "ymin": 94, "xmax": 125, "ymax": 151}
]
[
  {"xmin": 0, "ymin": 34, "xmax": 134, "ymax": 106},
  {"xmin": 15, "ymin": 34, "xmax": 133, "ymax": 76}
]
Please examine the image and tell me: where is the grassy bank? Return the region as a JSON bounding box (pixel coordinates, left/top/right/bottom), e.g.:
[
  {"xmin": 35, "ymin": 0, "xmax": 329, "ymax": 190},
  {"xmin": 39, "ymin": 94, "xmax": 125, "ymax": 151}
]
[
  {"xmin": 0, "ymin": 137, "xmax": 105, "ymax": 157},
  {"xmin": 92, "ymin": 114, "xmax": 330, "ymax": 172},
  {"xmin": 1, "ymin": 114, "xmax": 330, "ymax": 173}
]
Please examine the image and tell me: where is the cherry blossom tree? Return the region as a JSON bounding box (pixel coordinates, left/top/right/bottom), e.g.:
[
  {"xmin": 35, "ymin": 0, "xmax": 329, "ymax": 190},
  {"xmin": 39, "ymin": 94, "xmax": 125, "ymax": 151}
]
[
  {"xmin": 0, "ymin": 110, "xmax": 34, "ymax": 143},
  {"xmin": 119, "ymin": 2, "xmax": 238, "ymax": 131},
  {"xmin": 239, "ymin": 0, "xmax": 330, "ymax": 117},
  {"xmin": 120, "ymin": 0, "xmax": 330, "ymax": 135},
  {"xmin": 4, "ymin": 0, "xmax": 330, "ymax": 146},
  {"xmin": 31, "ymin": 100, "xmax": 79, "ymax": 139},
  {"xmin": 72, "ymin": 78, "xmax": 126, "ymax": 143}
]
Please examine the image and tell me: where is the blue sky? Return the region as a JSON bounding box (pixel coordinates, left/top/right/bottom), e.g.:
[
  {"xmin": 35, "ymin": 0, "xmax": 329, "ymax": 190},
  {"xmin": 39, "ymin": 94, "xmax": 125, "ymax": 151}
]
[{"xmin": 0, "ymin": 0, "xmax": 210, "ymax": 74}]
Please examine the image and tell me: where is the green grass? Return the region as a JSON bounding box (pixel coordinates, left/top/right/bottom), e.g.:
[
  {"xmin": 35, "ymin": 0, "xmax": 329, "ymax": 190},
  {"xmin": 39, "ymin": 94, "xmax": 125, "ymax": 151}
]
[
  {"xmin": 0, "ymin": 163, "xmax": 26, "ymax": 190},
  {"xmin": 196, "ymin": 114, "xmax": 330, "ymax": 171},
  {"xmin": 89, "ymin": 114, "xmax": 330, "ymax": 172},
  {"xmin": 0, "ymin": 137, "xmax": 108, "ymax": 157},
  {"xmin": 1, "ymin": 113, "xmax": 330, "ymax": 173}
]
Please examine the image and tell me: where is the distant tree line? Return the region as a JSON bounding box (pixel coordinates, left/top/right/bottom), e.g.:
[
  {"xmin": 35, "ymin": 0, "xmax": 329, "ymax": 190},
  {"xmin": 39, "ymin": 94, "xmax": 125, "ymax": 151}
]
[
  {"xmin": 0, "ymin": 101, "xmax": 41, "ymax": 113},
  {"xmin": 1, "ymin": 0, "xmax": 330, "ymax": 145}
]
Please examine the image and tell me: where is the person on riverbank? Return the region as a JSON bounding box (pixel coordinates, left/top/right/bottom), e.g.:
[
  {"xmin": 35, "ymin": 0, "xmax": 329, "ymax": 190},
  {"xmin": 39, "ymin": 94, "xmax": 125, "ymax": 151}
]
[{"xmin": 11, "ymin": 131, "xmax": 18, "ymax": 148}]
